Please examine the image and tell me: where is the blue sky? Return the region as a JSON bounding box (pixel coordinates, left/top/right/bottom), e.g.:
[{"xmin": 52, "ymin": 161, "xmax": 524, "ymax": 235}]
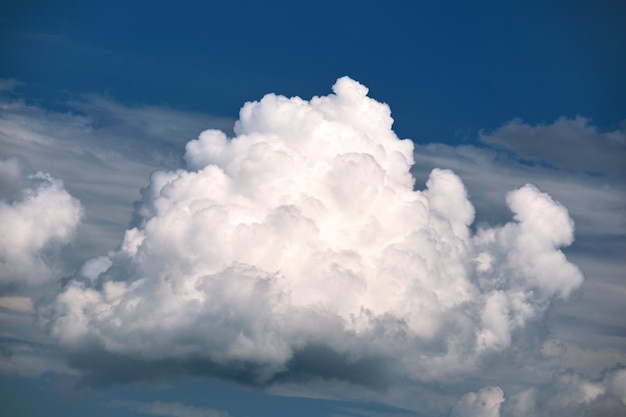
[
  {"xmin": 3, "ymin": 1, "xmax": 624, "ymax": 140},
  {"xmin": 0, "ymin": 1, "xmax": 625, "ymax": 417}
]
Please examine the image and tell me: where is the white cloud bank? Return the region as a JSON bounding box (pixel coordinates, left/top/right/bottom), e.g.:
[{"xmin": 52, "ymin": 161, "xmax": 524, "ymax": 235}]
[{"xmin": 44, "ymin": 78, "xmax": 585, "ymax": 395}]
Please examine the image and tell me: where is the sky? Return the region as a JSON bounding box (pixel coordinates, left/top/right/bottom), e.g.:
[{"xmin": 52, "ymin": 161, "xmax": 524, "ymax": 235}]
[{"xmin": 0, "ymin": 1, "xmax": 625, "ymax": 416}]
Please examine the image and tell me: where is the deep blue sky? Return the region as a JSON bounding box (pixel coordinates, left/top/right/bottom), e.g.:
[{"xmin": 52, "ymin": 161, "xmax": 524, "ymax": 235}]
[
  {"xmin": 2, "ymin": 0, "xmax": 624, "ymax": 142},
  {"xmin": 1, "ymin": 2, "xmax": 625, "ymax": 417}
]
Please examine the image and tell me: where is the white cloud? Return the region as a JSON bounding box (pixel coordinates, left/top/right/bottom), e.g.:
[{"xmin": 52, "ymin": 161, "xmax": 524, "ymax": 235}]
[
  {"xmin": 0, "ymin": 161, "xmax": 83, "ymax": 286},
  {"xmin": 44, "ymin": 78, "xmax": 584, "ymax": 393}
]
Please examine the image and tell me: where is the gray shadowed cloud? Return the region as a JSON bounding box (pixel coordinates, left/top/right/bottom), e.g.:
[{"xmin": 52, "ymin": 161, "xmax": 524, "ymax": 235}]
[{"xmin": 479, "ymin": 116, "xmax": 626, "ymax": 175}]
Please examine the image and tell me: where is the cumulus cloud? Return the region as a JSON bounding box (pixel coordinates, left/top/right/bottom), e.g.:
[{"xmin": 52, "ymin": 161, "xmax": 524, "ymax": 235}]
[
  {"xmin": 0, "ymin": 159, "xmax": 82, "ymax": 287},
  {"xmin": 42, "ymin": 77, "xmax": 585, "ymax": 396}
]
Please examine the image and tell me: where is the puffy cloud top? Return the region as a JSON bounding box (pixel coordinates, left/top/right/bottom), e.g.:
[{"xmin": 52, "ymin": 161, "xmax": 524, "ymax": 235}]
[{"xmin": 46, "ymin": 78, "xmax": 584, "ymax": 386}]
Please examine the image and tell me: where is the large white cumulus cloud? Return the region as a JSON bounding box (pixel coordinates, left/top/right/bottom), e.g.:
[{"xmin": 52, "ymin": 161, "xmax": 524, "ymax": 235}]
[
  {"xmin": 46, "ymin": 77, "xmax": 584, "ymax": 386},
  {"xmin": 0, "ymin": 159, "xmax": 83, "ymax": 286}
]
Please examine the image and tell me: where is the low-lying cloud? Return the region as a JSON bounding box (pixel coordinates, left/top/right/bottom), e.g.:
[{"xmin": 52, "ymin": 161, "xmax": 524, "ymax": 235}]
[{"xmin": 43, "ymin": 78, "xmax": 585, "ymax": 396}]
